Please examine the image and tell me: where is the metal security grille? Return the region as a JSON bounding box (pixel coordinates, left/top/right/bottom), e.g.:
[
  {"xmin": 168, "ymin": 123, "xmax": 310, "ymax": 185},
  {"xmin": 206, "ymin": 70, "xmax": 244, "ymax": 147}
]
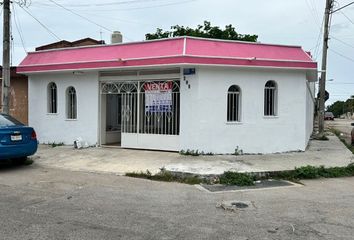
[
  {"xmin": 101, "ymin": 80, "xmax": 180, "ymax": 135},
  {"xmin": 264, "ymin": 81, "xmax": 277, "ymax": 116},
  {"xmin": 139, "ymin": 81, "xmax": 180, "ymax": 135},
  {"xmin": 67, "ymin": 86, "xmax": 77, "ymax": 119},
  {"xmin": 48, "ymin": 82, "xmax": 57, "ymax": 113},
  {"xmin": 227, "ymin": 85, "xmax": 241, "ymax": 122}
]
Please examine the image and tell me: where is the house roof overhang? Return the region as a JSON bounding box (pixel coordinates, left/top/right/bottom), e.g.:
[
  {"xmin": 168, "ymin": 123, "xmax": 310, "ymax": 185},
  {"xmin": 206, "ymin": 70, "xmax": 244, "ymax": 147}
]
[{"xmin": 17, "ymin": 37, "xmax": 318, "ymax": 81}]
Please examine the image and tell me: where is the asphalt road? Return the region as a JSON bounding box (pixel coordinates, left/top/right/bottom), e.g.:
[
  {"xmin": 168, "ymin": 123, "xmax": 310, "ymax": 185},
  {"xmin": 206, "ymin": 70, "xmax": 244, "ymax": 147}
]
[
  {"xmin": 1, "ymin": 162, "xmax": 354, "ymax": 240},
  {"xmin": 326, "ymin": 118, "xmax": 353, "ymax": 144}
]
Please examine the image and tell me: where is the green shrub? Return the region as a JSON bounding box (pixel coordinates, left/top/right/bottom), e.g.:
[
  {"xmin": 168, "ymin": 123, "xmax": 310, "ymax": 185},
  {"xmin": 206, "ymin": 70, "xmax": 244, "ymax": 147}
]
[
  {"xmin": 219, "ymin": 171, "xmax": 254, "ymax": 186},
  {"xmin": 233, "ymin": 146, "xmax": 244, "ymax": 155}
]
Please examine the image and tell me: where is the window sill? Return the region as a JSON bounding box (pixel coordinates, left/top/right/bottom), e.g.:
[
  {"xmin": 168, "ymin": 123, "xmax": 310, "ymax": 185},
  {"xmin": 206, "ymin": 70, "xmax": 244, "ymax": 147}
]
[
  {"xmin": 47, "ymin": 113, "xmax": 58, "ymax": 116},
  {"xmin": 226, "ymin": 121, "xmax": 243, "ymax": 125},
  {"xmin": 263, "ymin": 116, "xmax": 279, "ymax": 119},
  {"xmin": 65, "ymin": 119, "xmax": 78, "ymax": 121}
]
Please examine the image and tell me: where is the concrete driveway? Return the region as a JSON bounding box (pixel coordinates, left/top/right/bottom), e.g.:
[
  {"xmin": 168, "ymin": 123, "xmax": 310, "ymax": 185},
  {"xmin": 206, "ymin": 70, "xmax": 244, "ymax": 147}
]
[{"xmin": 32, "ymin": 135, "xmax": 354, "ymax": 175}]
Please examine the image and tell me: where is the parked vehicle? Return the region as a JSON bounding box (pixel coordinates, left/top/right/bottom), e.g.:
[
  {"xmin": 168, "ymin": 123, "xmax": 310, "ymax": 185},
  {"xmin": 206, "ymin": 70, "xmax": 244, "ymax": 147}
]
[
  {"xmin": 0, "ymin": 113, "xmax": 38, "ymax": 163},
  {"xmin": 324, "ymin": 112, "xmax": 335, "ymax": 120},
  {"xmin": 351, "ymin": 123, "xmax": 354, "ymax": 145}
]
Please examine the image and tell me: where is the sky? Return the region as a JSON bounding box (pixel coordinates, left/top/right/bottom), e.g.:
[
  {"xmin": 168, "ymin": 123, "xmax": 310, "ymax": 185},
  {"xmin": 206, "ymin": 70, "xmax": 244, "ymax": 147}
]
[{"xmin": 1, "ymin": 0, "xmax": 354, "ymax": 105}]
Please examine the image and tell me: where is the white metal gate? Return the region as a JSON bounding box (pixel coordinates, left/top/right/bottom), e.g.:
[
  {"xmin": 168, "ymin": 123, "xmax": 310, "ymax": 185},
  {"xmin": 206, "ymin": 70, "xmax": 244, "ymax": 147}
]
[{"xmin": 101, "ymin": 80, "xmax": 180, "ymax": 136}]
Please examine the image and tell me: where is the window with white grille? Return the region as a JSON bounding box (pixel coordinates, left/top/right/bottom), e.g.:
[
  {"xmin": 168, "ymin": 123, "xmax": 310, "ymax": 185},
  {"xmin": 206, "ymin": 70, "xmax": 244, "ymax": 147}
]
[
  {"xmin": 227, "ymin": 85, "xmax": 241, "ymax": 122},
  {"xmin": 264, "ymin": 81, "xmax": 277, "ymax": 116},
  {"xmin": 47, "ymin": 82, "xmax": 57, "ymax": 113},
  {"xmin": 66, "ymin": 86, "xmax": 77, "ymax": 119}
]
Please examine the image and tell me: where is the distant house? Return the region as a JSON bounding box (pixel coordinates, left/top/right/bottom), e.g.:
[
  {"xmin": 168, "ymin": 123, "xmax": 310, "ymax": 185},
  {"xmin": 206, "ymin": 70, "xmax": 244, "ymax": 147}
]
[
  {"xmin": 0, "ymin": 67, "xmax": 28, "ymax": 124},
  {"xmin": 35, "ymin": 37, "xmax": 105, "ymax": 51},
  {"xmin": 17, "ymin": 36, "xmax": 317, "ymax": 154}
]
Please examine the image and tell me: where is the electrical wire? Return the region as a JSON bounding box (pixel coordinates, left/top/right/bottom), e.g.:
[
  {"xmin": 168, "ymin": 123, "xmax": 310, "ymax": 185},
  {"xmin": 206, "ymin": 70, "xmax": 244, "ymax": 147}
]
[
  {"xmin": 52, "ymin": 0, "xmax": 173, "ymax": 8},
  {"xmin": 314, "ymin": 17, "xmax": 324, "ymax": 59},
  {"xmin": 19, "ymin": 5, "xmax": 61, "ymax": 41},
  {"xmin": 76, "ymin": 0, "xmax": 197, "ymax": 12},
  {"xmin": 332, "ymin": 1, "xmax": 354, "ymax": 13},
  {"xmin": 330, "ymin": 35, "xmax": 354, "ymax": 49},
  {"xmin": 305, "ymin": 0, "xmax": 321, "ymax": 26},
  {"xmin": 46, "ymin": 0, "xmax": 113, "ymax": 32},
  {"xmin": 340, "ymin": 11, "xmax": 354, "ymax": 25},
  {"xmin": 329, "ymin": 48, "xmax": 354, "ymax": 63},
  {"xmin": 12, "ymin": 4, "xmax": 27, "ymax": 53}
]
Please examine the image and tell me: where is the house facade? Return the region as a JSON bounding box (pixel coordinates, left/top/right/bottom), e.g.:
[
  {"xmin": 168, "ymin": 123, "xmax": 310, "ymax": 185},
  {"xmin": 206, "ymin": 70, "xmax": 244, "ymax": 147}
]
[{"xmin": 17, "ymin": 37, "xmax": 317, "ymax": 154}]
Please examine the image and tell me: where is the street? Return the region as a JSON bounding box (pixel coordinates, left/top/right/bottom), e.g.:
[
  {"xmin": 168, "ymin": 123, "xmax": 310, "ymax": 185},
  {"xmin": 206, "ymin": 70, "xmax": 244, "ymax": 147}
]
[
  {"xmin": 1, "ymin": 163, "xmax": 354, "ymax": 240},
  {"xmin": 326, "ymin": 118, "xmax": 353, "ymax": 144}
]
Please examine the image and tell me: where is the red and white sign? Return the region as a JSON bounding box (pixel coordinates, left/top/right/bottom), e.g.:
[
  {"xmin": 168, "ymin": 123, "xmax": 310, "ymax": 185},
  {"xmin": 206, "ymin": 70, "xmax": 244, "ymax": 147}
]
[{"xmin": 144, "ymin": 82, "xmax": 173, "ymax": 113}]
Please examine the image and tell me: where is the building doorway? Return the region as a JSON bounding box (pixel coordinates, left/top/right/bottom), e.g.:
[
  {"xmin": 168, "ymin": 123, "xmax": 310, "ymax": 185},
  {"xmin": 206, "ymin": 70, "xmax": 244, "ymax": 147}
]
[{"xmin": 100, "ymin": 80, "xmax": 180, "ymax": 150}]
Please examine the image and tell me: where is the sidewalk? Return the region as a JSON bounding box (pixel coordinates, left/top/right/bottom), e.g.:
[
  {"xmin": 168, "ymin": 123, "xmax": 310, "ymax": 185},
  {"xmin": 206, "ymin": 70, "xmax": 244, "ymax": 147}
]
[{"xmin": 33, "ymin": 135, "xmax": 354, "ymax": 175}]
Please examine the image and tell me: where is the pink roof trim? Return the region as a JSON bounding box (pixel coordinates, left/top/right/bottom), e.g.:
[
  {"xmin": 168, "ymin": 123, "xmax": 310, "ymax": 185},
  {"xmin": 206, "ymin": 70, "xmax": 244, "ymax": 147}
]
[{"xmin": 17, "ymin": 37, "xmax": 317, "ymax": 73}]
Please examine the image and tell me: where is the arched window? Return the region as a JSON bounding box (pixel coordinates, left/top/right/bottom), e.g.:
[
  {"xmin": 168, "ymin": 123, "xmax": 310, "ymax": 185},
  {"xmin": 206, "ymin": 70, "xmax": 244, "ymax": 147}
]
[
  {"xmin": 66, "ymin": 86, "xmax": 77, "ymax": 119},
  {"xmin": 264, "ymin": 81, "xmax": 277, "ymax": 116},
  {"xmin": 47, "ymin": 82, "xmax": 57, "ymax": 113},
  {"xmin": 227, "ymin": 85, "xmax": 241, "ymax": 122}
]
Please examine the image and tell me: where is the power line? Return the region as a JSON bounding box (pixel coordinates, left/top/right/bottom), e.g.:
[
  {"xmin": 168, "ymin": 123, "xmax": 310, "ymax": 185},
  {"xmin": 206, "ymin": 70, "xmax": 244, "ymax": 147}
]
[
  {"xmin": 328, "ymin": 82, "xmax": 354, "ymax": 84},
  {"xmin": 331, "ymin": 1, "xmax": 354, "ymax": 13},
  {"xmin": 305, "ymin": 0, "xmax": 321, "ymax": 26},
  {"xmin": 12, "ymin": 4, "xmax": 27, "ymax": 53},
  {"xmin": 340, "ymin": 11, "xmax": 354, "ymax": 24},
  {"xmin": 77, "ymin": 0, "xmax": 197, "ymax": 12},
  {"xmin": 329, "ymin": 48, "xmax": 354, "ymax": 62},
  {"xmin": 312, "ymin": 15, "xmax": 325, "ymax": 59},
  {"xmin": 46, "ymin": 0, "xmax": 113, "ymax": 32},
  {"xmin": 53, "ymin": 0, "xmax": 173, "ymax": 8},
  {"xmin": 331, "ymin": 35, "xmax": 354, "ymax": 49},
  {"xmin": 19, "ymin": 5, "xmax": 61, "ymax": 41}
]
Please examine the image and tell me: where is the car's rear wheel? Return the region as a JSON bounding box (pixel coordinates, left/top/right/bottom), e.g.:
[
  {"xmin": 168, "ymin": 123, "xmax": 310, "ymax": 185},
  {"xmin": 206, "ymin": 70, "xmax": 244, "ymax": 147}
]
[{"xmin": 12, "ymin": 157, "xmax": 27, "ymax": 165}]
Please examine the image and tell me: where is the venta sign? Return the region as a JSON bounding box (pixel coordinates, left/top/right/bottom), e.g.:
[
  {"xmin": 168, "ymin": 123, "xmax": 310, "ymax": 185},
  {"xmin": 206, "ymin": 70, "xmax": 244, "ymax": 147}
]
[{"xmin": 144, "ymin": 82, "xmax": 173, "ymax": 113}]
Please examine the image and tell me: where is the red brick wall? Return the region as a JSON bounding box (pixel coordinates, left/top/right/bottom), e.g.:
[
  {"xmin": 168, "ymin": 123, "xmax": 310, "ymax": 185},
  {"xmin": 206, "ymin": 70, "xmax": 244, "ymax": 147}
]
[{"xmin": 0, "ymin": 68, "xmax": 28, "ymax": 124}]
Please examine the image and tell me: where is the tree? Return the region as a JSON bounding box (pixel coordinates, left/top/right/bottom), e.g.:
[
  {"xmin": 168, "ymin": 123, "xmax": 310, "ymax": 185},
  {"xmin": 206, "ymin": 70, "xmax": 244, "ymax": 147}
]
[
  {"xmin": 326, "ymin": 96, "xmax": 354, "ymax": 117},
  {"xmin": 145, "ymin": 21, "xmax": 258, "ymax": 42},
  {"xmin": 326, "ymin": 100, "xmax": 345, "ymax": 117}
]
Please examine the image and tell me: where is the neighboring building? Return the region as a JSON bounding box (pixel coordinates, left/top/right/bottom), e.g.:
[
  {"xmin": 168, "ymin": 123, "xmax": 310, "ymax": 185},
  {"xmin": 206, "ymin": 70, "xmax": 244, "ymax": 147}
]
[
  {"xmin": 17, "ymin": 37, "xmax": 317, "ymax": 154},
  {"xmin": 0, "ymin": 67, "xmax": 28, "ymax": 124},
  {"xmin": 35, "ymin": 38, "xmax": 105, "ymax": 51}
]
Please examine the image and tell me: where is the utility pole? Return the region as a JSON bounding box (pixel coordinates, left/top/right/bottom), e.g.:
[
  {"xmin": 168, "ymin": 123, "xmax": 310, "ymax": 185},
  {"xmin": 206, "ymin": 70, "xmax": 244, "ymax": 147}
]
[
  {"xmin": 318, "ymin": 0, "xmax": 334, "ymax": 136},
  {"xmin": 1, "ymin": 0, "xmax": 11, "ymax": 114}
]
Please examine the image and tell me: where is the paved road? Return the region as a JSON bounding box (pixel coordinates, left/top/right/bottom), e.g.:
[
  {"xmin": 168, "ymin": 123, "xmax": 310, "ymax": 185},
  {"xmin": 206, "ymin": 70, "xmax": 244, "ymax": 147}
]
[
  {"xmin": 1, "ymin": 163, "xmax": 354, "ymax": 240},
  {"xmin": 326, "ymin": 118, "xmax": 353, "ymax": 144}
]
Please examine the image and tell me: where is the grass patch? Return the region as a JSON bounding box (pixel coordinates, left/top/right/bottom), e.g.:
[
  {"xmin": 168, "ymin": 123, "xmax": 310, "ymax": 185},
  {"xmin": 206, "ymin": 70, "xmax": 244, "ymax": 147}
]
[
  {"xmin": 48, "ymin": 142, "xmax": 65, "ymax": 148},
  {"xmin": 330, "ymin": 128, "xmax": 354, "ymax": 154},
  {"xmin": 271, "ymin": 164, "xmax": 354, "ymax": 181},
  {"xmin": 316, "ymin": 135, "xmax": 329, "ymax": 141},
  {"xmin": 179, "ymin": 150, "xmax": 200, "ymax": 156},
  {"xmin": 219, "ymin": 171, "xmax": 254, "ymax": 186},
  {"xmin": 126, "ymin": 164, "xmax": 354, "ymax": 186}
]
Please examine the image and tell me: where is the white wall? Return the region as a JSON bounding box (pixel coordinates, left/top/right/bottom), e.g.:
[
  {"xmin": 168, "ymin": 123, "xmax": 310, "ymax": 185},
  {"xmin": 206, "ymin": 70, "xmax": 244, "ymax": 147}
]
[
  {"xmin": 180, "ymin": 66, "xmax": 310, "ymax": 154},
  {"xmin": 305, "ymin": 81, "xmax": 315, "ymax": 145},
  {"xmin": 28, "ymin": 72, "xmax": 99, "ymax": 145}
]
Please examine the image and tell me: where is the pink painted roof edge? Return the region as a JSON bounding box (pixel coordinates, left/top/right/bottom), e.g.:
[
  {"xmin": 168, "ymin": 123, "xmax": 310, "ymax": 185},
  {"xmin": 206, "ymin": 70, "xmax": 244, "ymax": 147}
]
[
  {"xmin": 17, "ymin": 36, "xmax": 317, "ymax": 73},
  {"xmin": 27, "ymin": 36, "xmax": 306, "ymax": 55}
]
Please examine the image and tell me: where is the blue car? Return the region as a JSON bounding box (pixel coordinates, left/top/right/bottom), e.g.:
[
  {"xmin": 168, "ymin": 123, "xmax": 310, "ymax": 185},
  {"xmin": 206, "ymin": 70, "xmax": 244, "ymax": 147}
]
[{"xmin": 0, "ymin": 113, "xmax": 38, "ymax": 163}]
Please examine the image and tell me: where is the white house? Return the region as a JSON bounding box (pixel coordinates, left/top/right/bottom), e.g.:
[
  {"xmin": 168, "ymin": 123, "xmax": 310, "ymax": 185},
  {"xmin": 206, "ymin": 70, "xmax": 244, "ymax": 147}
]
[{"xmin": 17, "ymin": 36, "xmax": 317, "ymax": 154}]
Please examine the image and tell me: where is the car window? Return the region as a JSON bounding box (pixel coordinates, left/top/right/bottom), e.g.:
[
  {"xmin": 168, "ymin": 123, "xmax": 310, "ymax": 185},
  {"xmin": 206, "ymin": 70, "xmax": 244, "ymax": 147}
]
[
  {"xmin": 0, "ymin": 114, "xmax": 24, "ymax": 127},
  {"xmin": 325, "ymin": 112, "xmax": 334, "ymax": 117}
]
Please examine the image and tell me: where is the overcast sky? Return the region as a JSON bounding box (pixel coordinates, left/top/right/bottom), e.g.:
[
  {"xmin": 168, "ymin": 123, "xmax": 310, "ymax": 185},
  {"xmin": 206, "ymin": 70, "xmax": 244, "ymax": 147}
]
[{"xmin": 2, "ymin": 0, "xmax": 354, "ymax": 105}]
